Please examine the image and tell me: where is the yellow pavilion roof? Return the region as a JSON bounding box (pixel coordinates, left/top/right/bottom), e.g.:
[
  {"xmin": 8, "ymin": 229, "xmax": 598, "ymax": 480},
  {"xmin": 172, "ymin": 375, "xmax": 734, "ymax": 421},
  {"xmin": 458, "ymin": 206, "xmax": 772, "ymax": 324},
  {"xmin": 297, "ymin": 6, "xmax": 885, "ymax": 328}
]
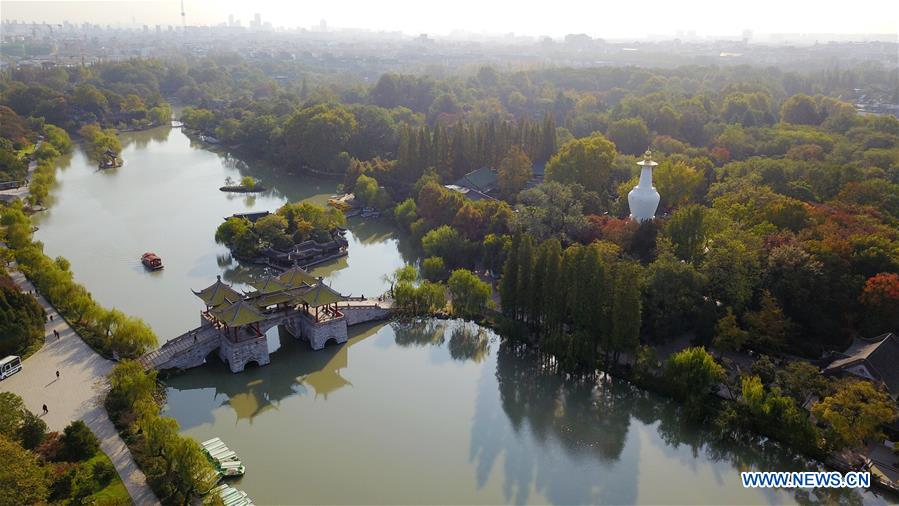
[
  {"xmin": 210, "ymin": 299, "xmax": 267, "ymax": 327},
  {"xmin": 251, "ymin": 275, "xmax": 290, "ymax": 295},
  {"xmin": 277, "ymin": 266, "xmax": 317, "ymax": 288},
  {"xmin": 193, "ymin": 276, "xmax": 243, "ymax": 307},
  {"xmin": 294, "ymin": 282, "xmax": 343, "ymax": 307}
]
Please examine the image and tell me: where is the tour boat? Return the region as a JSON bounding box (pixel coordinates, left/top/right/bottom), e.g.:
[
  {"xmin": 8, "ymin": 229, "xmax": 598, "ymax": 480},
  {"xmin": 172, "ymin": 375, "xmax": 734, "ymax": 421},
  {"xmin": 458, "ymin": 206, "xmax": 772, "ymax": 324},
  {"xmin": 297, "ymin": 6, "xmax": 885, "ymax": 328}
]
[
  {"xmin": 218, "ymin": 460, "xmax": 246, "ymax": 477},
  {"xmin": 141, "ymin": 252, "xmax": 164, "ymax": 270},
  {"xmin": 202, "ymin": 437, "xmax": 223, "ymax": 448}
]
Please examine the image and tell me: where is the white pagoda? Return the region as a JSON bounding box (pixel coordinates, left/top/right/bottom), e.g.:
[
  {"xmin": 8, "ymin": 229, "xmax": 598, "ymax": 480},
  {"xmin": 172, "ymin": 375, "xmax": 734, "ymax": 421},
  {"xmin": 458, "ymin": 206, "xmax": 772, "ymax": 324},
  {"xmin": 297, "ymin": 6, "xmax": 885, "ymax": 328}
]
[{"xmin": 627, "ymin": 150, "xmax": 660, "ymax": 222}]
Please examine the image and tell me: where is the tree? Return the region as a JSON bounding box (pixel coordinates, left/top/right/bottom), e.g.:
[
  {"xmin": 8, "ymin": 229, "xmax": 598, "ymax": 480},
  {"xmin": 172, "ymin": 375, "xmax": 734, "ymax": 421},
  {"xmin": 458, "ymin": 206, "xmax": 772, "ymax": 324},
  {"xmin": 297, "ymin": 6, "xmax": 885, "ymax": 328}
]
[
  {"xmin": 654, "ymin": 161, "xmax": 703, "ymax": 210},
  {"xmin": 812, "ymin": 380, "xmax": 897, "ymax": 450},
  {"xmin": 448, "ymin": 269, "xmax": 492, "ymax": 319},
  {"xmin": 167, "ymin": 437, "xmax": 218, "ymax": 504},
  {"xmin": 859, "ymin": 273, "xmax": 899, "ymax": 336},
  {"xmin": 781, "ymin": 94, "xmax": 820, "ymax": 125},
  {"xmin": 254, "ymin": 214, "xmax": 289, "ymax": 248},
  {"xmin": 497, "ymin": 145, "xmax": 532, "ymax": 198},
  {"xmin": 61, "ymin": 420, "xmax": 99, "ymax": 461},
  {"xmin": 609, "ymin": 262, "xmax": 641, "ymax": 363},
  {"xmin": 775, "ymin": 361, "xmax": 830, "ymax": 407},
  {"xmin": 110, "ymin": 316, "xmax": 157, "ymax": 358},
  {"xmin": 664, "ymin": 347, "xmax": 725, "ymax": 415},
  {"xmin": 0, "ymin": 435, "xmax": 48, "ymax": 506},
  {"xmin": 513, "ymin": 182, "xmax": 588, "ymax": 243},
  {"xmin": 421, "ymin": 226, "xmax": 471, "ymax": 268},
  {"xmin": 240, "ymin": 176, "xmax": 255, "ymax": 189},
  {"xmin": 0, "ymin": 285, "xmax": 45, "ymax": 357},
  {"xmin": 281, "ymin": 104, "xmax": 357, "ymax": 170},
  {"xmin": 108, "ymin": 360, "xmax": 157, "ymax": 413},
  {"xmin": 393, "ymin": 198, "xmax": 418, "ymax": 231},
  {"xmin": 0, "ymin": 392, "xmax": 25, "ymax": 441},
  {"xmin": 17, "ymin": 410, "xmax": 47, "ymax": 451},
  {"xmin": 642, "ymin": 247, "xmax": 707, "ymax": 340},
  {"xmin": 606, "ymin": 118, "xmax": 650, "ymax": 156},
  {"xmin": 545, "ymin": 133, "xmax": 616, "ymax": 193},
  {"xmin": 712, "ymin": 308, "xmax": 749, "ymax": 352},
  {"xmin": 214, "ymin": 217, "xmax": 257, "ymax": 258},
  {"xmin": 421, "ymin": 256, "xmax": 446, "ymax": 282},
  {"xmin": 664, "ymin": 205, "xmax": 708, "ymax": 263},
  {"xmin": 701, "ymin": 231, "xmax": 760, "ymax": 313},
  {"xmin": 499, "ymin": 234, "xmax": 521, "ymax": 318},
  {"xmin": 744, "ymin": 291, "xmax": 792, "ymax": 352},
  {"xmin": 353, "ymin": 174, "xmax": 379, "ymax": 207}
]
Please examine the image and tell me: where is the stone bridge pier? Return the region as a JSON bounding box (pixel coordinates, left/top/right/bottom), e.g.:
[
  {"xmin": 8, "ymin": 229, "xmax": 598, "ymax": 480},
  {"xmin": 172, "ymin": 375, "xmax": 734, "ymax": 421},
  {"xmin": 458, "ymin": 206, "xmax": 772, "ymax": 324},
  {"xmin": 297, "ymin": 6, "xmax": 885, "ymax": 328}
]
[
  {"xmin": 285, "ymin": 313, "xmax": 349, "ymax": 350},
  {"xmin": 218, "ymin": 333, "xmax": 270, "ymax": 372}
]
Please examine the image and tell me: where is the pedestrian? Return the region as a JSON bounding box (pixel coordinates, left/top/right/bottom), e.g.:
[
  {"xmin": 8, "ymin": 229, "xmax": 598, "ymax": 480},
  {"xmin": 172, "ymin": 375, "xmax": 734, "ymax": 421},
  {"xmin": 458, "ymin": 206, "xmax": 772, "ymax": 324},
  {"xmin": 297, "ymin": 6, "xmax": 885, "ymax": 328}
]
[
  {"xmin": 50, "ymin": 314, "xmax": 53, "ymax": 321},
  {"xmin": 56, "ymin": 370, "xmax": 59, "ymax": 379},
  {"xmin": 42, "ymin": 404, "xmax": 48, "ymax": 414}
]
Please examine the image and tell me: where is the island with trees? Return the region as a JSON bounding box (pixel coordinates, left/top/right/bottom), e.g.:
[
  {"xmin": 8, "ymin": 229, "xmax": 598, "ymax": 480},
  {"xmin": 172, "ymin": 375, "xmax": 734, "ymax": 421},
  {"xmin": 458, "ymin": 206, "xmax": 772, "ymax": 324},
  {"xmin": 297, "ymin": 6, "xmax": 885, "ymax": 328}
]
[{"xmin": 215, "ymin": 201, "xmax": 348, "ymax": 269}]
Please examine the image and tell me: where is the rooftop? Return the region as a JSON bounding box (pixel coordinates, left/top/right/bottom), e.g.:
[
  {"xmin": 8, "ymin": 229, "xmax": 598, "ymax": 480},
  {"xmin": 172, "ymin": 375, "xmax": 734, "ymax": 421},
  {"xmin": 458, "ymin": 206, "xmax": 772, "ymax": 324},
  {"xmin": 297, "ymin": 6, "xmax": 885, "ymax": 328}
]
[
  {"xmin": 193, "ymin": 276, "xmax": 243, "ymax": 307},
  {"xmin": 825, "ymin": 332, "xmax": 899, "ymax": 396}
]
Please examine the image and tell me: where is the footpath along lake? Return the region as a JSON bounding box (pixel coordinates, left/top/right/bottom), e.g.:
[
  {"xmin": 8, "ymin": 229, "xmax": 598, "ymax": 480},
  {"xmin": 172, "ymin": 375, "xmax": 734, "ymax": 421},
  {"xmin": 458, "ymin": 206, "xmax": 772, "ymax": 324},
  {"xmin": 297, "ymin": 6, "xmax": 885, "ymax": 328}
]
[{"xmin": 33, "ymin": 125, "xmax": 889, "ymax": 504}]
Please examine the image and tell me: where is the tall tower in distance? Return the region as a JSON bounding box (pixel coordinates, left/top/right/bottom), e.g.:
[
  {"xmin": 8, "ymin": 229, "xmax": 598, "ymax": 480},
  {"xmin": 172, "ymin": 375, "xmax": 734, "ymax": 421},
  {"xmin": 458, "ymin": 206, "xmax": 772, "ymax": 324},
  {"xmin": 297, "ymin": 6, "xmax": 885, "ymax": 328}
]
[
  {"xmin": 180, "ymin": 0, "xmax": 186, "ymax": 28},
  {"xmin": 627, "ymin": 150, "xmax": 660, "ymax": 222}
]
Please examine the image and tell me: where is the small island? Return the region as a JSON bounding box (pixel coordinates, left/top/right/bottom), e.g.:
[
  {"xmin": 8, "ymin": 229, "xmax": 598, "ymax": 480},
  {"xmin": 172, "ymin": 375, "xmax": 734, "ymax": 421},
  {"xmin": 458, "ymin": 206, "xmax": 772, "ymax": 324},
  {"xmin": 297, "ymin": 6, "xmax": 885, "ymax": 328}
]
[
  {"xmin": 79, "ymin": 123, "xmax": 123, "ymax": 169},
  {"xmin": 215, "ymin": 201, "xmax": 347, "ymax": 269},
  {"xmin": 220, "ymin": 175, "xmax": 266, "ymax": 193}
]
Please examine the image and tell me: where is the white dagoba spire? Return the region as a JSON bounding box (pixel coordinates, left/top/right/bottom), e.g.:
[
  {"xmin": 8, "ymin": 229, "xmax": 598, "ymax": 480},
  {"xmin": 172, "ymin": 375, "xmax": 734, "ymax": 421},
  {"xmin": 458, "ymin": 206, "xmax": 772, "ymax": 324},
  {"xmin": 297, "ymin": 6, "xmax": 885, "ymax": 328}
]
[{"xmin": 627, "ymin": 150, "xmax": 660, "ymax": 222}]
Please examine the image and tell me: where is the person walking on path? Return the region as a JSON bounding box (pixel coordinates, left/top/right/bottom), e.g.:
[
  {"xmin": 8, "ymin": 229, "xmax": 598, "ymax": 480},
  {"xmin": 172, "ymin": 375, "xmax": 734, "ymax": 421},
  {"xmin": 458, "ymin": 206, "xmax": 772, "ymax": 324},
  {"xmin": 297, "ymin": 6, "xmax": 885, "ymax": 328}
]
[
  {"xmin": 56, "ymin": 370, "xmax": 59, "ymax": 380},
  {"xmin": 42, "ymin": 404, "xmax": 48, "ymax": 414}
]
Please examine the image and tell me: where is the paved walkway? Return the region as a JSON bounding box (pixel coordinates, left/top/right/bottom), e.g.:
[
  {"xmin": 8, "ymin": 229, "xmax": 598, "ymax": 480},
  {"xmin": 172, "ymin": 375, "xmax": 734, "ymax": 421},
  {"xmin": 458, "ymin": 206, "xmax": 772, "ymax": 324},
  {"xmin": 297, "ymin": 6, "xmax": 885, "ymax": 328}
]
[{"xmin": 1, "ymin": 265, "xmax": 159, "ymax": 505}]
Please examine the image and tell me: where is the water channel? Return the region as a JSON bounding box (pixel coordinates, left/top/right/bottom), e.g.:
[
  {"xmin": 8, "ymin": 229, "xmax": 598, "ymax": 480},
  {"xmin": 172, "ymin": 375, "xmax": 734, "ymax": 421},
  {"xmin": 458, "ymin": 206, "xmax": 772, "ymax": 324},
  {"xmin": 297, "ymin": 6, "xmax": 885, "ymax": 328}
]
[{"xmin": 33, "ymin": 126, "xmax": 888, "ymax": 504}]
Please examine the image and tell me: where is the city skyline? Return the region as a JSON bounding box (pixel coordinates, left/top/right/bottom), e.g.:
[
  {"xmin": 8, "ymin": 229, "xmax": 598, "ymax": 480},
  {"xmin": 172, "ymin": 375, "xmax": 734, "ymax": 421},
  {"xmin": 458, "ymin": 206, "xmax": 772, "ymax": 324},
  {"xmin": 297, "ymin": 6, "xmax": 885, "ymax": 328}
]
[{"xmin": 2, "ymin": 0, "xmax": 897, "ymax": 40}]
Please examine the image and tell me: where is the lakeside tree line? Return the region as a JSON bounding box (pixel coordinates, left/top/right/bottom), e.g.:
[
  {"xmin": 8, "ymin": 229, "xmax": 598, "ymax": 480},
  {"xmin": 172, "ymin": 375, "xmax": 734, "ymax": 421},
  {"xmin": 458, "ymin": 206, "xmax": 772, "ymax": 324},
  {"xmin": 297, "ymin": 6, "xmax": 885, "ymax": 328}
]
[{"xmin": 1, "ymin": 52, "xmax": 898, "ymax": 497}]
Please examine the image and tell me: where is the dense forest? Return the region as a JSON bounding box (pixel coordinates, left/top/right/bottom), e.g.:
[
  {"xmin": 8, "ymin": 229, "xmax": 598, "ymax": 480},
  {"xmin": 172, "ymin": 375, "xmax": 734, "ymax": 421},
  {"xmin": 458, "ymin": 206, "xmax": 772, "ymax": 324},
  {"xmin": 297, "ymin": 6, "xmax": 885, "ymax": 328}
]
[
  {"xmin": 2, "ymin": 56, "xmax": 897, "ymax": 361},
  {"xmin": 1, "ymin": 55, "xmax": 898, "ymax": 499}
]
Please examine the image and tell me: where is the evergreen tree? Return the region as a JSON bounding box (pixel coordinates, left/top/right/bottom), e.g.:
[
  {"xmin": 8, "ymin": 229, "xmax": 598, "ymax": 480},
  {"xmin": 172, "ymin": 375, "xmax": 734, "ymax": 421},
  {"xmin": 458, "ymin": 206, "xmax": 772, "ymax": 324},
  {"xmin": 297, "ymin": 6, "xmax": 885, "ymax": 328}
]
[{"xmin": 499, "ymin": 234, "xmax": 521, "ymax": 318}]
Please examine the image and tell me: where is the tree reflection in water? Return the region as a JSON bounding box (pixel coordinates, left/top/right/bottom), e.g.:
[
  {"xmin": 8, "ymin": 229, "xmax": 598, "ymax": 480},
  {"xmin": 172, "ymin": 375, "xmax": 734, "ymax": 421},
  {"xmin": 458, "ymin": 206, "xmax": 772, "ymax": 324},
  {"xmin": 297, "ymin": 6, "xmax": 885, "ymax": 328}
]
[
  {"xmin": 120, "ymin": 125, "xmax": 172, "ymax": 150},
  {"xmin": 163, "ymin": 319, "xmax": 887, "ymax": 505},
  {"xmin": 479, "ymin": 340, "xmax": 879, "ymax": 506}
]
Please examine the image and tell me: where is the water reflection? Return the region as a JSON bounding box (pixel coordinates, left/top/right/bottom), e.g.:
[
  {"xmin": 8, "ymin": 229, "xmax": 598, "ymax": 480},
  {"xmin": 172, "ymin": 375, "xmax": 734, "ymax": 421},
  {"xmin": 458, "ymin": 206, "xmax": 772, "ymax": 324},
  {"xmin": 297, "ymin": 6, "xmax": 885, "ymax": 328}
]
[
  {"xmin": 162, "ymin": 319, "xmax": 890, "ymax": 505},
  {"xmin": 449, "ymin": 323, "xmax": 493, "ymax": 363},
  {"xmin": 165, "ymin": 323, "xmax": 385, "ymax": 426},
  {"xmin": 485, "ymin": 342, "xmax": 885, "ymax": 506},
  {"xmin": 121, "ymin": 125, "xmax": 172, "ymax": 148}
]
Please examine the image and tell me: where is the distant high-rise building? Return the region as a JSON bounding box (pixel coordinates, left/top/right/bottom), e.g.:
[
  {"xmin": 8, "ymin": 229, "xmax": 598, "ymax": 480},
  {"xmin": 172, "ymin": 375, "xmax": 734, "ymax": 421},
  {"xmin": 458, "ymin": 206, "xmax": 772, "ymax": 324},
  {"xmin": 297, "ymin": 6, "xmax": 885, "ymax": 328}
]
[
  {"xmin": 252, "ymin": 13, "xmax": 261, "ymax": 28},
  {"xmin": 228, "ymin": 14, "xmax": 234, "ymax": 27},
  {"xmin": 319, "ymin": 19, "xmax": 327, "ymax": 32}
]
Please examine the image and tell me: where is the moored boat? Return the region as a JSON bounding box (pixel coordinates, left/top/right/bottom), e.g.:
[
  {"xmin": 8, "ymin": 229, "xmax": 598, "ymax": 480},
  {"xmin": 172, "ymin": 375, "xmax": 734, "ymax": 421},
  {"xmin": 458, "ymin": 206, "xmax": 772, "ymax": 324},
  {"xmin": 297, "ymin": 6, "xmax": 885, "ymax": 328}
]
[{"xmin": 141, "ymin": 252, "xmax": 163, "ymax": 270}]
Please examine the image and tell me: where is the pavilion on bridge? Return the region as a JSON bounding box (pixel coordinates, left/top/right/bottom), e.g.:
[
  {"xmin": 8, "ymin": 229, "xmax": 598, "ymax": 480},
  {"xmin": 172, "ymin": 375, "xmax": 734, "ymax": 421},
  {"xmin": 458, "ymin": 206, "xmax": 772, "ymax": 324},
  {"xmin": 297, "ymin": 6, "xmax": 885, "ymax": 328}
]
[{"xmin": 192, "ymin": 267, "xmax": 345, "ymax": 338}]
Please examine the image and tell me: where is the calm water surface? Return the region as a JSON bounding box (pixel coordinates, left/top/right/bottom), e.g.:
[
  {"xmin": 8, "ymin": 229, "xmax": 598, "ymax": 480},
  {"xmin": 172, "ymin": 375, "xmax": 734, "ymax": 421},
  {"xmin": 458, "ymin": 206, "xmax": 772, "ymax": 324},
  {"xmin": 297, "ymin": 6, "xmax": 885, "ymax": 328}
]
[
  {"xmin": 34, "ymin": 127, "xmax": 888, "ymax": 504},
  {"xmin": 34, "ymin": 126, "xmax": 410, "ymax": 339}
]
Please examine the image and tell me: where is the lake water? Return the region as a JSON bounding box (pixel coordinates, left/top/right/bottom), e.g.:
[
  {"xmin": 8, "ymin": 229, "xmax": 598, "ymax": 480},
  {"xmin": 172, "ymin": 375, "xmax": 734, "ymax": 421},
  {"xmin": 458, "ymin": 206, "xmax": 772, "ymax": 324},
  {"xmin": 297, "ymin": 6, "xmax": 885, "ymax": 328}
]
[{"xmin": 33, "ymin": 126, "xmax": 888, "ymax": 505}]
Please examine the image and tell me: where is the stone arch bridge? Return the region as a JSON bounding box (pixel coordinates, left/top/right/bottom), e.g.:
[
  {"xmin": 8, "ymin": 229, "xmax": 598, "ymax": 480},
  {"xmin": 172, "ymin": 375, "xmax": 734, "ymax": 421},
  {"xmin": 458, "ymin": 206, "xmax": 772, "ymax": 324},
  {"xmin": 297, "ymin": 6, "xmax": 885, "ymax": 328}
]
[{"xmin": 139, "ymin": 267, "xmax": 391, "ymax": 373}]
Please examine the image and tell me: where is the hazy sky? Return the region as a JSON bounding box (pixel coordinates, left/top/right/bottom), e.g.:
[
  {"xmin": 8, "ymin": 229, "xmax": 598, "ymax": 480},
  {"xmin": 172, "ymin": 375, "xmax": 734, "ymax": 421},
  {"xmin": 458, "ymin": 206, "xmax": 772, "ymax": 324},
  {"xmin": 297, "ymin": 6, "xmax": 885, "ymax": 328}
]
[{"xmin": 2, "ymin": 0, "xmax": 898, "ymax": 38}]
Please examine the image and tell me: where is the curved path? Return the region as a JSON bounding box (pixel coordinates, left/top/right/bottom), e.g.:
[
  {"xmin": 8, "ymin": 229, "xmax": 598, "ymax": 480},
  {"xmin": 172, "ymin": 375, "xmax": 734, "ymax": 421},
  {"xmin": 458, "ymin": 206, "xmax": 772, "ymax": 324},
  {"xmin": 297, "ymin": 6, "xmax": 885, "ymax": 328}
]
[{"xmin": 1, "ymin": 264, "xmax": 160, "ymax": 505}]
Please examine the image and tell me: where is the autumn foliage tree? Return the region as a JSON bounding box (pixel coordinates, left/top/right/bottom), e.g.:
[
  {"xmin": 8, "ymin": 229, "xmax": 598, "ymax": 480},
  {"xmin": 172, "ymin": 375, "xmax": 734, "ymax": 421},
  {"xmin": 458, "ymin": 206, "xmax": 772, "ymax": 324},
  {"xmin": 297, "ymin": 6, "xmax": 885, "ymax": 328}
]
[
  {"xmin": 497, "ymin": 145, "xmax": 532, "ymax": 198},
  {"xmin": 859, "ymin": 273, "xmax": 899, "ymax": 336}
]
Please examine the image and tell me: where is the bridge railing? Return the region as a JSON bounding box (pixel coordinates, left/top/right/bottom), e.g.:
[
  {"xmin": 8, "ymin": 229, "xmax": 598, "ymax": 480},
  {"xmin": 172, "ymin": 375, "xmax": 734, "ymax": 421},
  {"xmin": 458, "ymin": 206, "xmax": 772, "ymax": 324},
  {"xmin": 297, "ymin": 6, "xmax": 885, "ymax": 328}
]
[{"xmin": 140, "ymin": 327, "xmax": 219, "ymax": 369}]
